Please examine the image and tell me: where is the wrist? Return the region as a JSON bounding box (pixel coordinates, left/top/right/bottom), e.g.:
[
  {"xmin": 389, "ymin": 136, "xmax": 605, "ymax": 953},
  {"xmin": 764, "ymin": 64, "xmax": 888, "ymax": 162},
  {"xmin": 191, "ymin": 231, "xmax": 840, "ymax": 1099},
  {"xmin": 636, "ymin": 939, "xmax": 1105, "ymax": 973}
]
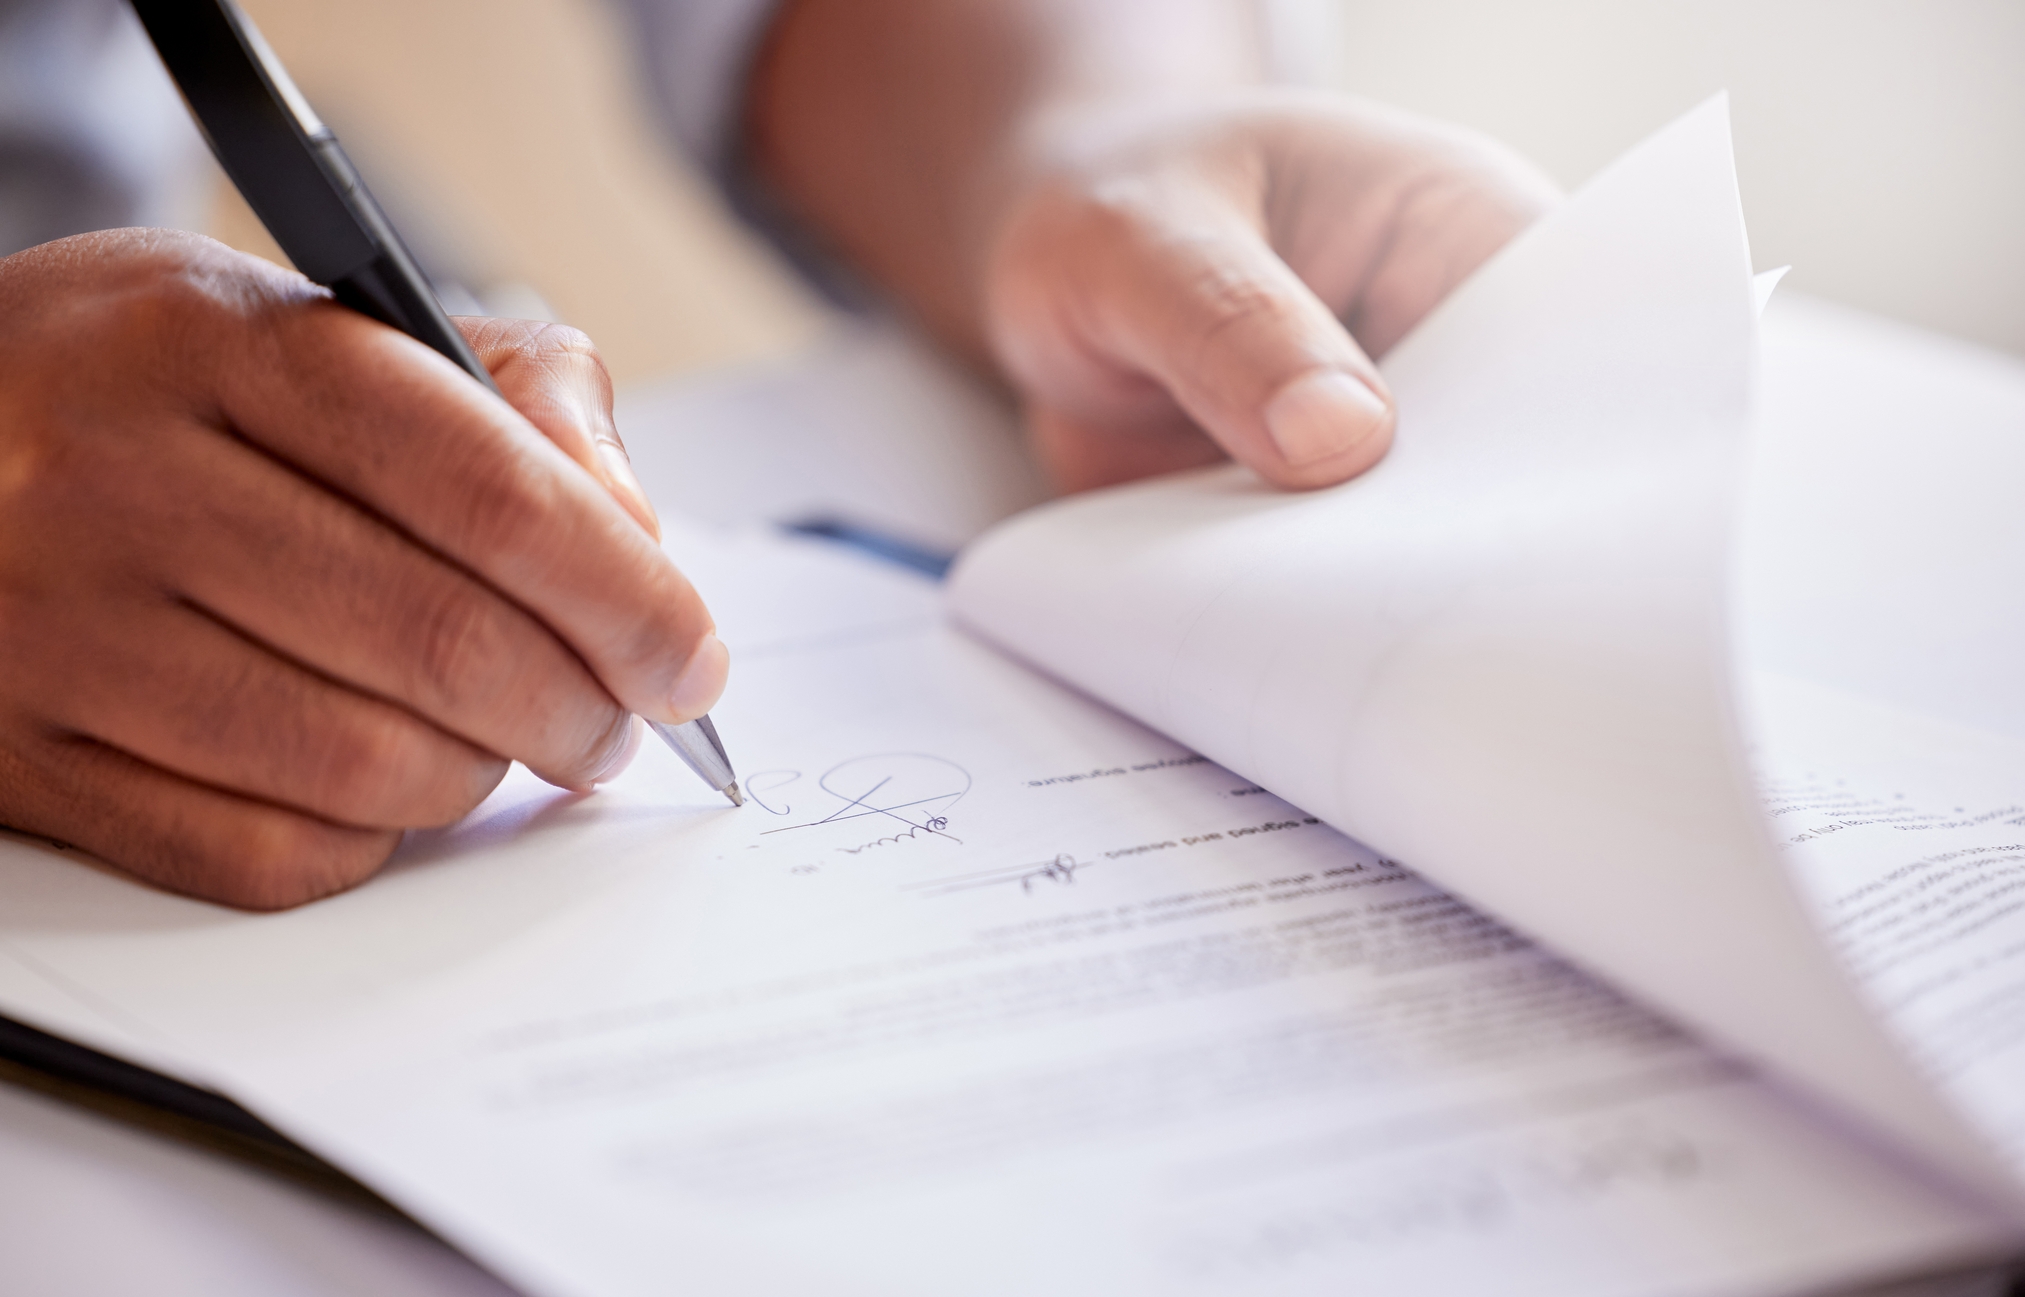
[{"xmin": 745, "ymin": 0, "xmax": 1270, "ymax": 363}]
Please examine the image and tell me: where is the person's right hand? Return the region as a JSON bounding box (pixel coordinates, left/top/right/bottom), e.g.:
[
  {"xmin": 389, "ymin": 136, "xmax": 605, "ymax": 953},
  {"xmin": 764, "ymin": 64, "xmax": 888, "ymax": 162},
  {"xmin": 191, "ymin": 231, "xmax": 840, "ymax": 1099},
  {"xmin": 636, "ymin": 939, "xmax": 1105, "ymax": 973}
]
[{"xmin": 0, "ymin": 229, "xmax": 727, "ymax": 910}]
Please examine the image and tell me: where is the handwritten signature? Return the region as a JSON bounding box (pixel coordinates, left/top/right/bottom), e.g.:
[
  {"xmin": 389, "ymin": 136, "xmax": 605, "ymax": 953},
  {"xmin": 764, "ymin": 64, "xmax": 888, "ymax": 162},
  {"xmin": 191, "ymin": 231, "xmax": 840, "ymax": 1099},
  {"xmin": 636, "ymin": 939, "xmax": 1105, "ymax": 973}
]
[
  {"xmin": 902, "ymin": 852, "xmax": 1086, "ymax": 898},
  {"xmin": 749, "ymin": 753, "xmax": 971, "ymax": 852},
  {"xmin": 836, "ymin": 816, "xmax": 953, "ymax": 855}
]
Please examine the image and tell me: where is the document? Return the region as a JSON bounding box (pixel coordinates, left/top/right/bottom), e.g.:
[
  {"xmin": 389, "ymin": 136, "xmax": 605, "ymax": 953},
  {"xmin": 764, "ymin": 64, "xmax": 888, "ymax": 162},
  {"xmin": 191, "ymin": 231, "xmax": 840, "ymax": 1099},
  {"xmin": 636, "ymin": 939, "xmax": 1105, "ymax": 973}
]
[
  {"xmin": 946, "ymin": 98, "xmax": 2012, "ymax": 1197},
  {"xmin": 1753, "ymin": 674, "xmax": 2025, "ymax": 1170},
  {"xmin": 2, "ymin": 97, "xmax": 2024, "ymax": 1297},
  {"xmin": 0, "ymin": 530, "xmax": 2003, "ymax": 1296}
]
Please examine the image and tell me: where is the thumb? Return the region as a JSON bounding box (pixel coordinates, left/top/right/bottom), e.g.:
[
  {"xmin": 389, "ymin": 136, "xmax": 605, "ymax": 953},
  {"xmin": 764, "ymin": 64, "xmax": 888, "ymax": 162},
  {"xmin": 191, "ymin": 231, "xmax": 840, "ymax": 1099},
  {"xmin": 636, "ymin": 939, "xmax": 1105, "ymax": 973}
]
[
  {"xmin": 995, "ymin": 196, "xmax": 1395, "ymax": 491},
  {"xmin": 454, "ymin": 317, "xmax": 662, "ymax": 538}
]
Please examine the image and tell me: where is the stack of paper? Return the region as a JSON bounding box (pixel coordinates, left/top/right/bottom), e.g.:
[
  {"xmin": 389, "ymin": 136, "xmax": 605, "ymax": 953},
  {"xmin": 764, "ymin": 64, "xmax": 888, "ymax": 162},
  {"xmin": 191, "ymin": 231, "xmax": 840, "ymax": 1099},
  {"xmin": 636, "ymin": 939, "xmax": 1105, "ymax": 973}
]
[{"xmin": 3, "ymin": 99, "xmax": 2024, "ymax": 1297}]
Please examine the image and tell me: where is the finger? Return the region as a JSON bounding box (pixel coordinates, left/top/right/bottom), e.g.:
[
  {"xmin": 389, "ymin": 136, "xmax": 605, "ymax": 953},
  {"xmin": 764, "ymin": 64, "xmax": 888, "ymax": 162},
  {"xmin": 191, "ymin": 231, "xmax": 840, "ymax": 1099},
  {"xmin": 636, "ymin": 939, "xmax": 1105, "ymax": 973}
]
[
  {"xmin": 994, "ymin": 186, "xmax": 1394, "ymax": 491},
  {"xmin": 1266, "ymin": 118, "xmax": 1560, "ymax": 358},
  {"xmin": 0, "ymin": 729, "xmax": 397, "ymax": 911},
  {"xmin": 128, "ymin": 416, "xmax": 636, "ymax": 790},
  {"xmin": 35, "ymin": 594, "xmax": 508, "ymax": 830},
  {"xmin": 454, "ymin": 317, "xmax": 660, "ymax": 539},
  {"xmin": 198, "ymin": 302, "xmax": 726, "ymax": 726},
  {"xmin": 1024, "ymin": 401, "xmax": 1229, "ymax": 495}
]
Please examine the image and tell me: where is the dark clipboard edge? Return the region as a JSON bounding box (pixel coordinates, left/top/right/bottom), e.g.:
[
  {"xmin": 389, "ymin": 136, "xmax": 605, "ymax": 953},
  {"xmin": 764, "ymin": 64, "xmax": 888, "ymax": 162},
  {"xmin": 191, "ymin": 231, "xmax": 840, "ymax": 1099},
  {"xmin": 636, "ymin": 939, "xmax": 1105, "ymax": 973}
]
[{"xmin": 0, "ymin": 1011, "xmax": 416, "ymax": 1225}]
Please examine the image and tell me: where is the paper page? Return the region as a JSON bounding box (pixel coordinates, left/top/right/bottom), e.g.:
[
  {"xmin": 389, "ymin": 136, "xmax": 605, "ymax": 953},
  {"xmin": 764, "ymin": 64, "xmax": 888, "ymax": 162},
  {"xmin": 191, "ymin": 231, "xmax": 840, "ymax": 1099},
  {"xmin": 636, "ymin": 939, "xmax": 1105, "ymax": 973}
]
[
  {"xmin": 1752, "ymin": 674, "xmax": 2025, "ymax": 1173},
  {"xmin": 0, "ymin": 942, "xmax": 201, "ymax": 1082},
  {"xmin": 1729, "ymin": 283, "xmax": 2025, "ymax": 1186},
  {"xmin": 0, "ymin": 529, "xmax": 2013, "ymax": 1296},
  {"xmin": 946, "ymin": 100, "xmax": 2006, "ymax": 1194},
  {"xmin": 615, "ymin": 324, "xmax": 1045, "ymax": 554},
  {"xmin": 1739, "ymin": 293, "xmax": 2025, "ymax": 744},
  {"xmin": 1753, "ymin": 266, "xmax": 1792, "ymax": 316},
  {"xmin": 0, "ymin": 526, "xmax": 945, "ymax": 1062}
]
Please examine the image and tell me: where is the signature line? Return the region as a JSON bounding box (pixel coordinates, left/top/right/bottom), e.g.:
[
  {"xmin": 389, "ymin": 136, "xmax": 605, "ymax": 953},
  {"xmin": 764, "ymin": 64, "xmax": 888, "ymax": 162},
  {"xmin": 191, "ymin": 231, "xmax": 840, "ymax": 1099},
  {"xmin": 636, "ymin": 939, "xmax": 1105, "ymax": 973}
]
[
  {"xmin": 758, "ymin": 791, "xmax": 966, "ymax": 836},
  {"xmin": 773, "ymin": 776, "xmax": 964, "ymax": 846}
]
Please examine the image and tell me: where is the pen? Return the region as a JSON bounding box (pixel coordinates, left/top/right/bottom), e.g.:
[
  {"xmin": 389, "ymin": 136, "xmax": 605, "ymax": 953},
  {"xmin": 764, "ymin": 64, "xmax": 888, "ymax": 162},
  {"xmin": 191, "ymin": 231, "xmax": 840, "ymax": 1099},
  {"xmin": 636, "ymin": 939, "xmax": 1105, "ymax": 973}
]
[{"xmin": 130, "ymin": 0, "xmax": 743, "ymax": 808}]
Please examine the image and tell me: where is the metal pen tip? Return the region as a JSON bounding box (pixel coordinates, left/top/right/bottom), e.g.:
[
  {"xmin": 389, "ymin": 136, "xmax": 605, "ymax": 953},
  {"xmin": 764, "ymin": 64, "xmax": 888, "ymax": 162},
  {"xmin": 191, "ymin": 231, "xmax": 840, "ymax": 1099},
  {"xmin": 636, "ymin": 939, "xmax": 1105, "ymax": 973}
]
[{"xmin": 648, "ymin": 716, "xmax": 741, "ymax": 808}]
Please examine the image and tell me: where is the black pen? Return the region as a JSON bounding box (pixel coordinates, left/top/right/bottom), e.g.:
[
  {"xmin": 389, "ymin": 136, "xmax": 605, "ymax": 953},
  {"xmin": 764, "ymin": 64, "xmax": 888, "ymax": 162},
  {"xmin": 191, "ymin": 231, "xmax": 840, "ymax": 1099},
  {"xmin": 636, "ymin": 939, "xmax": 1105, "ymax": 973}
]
[{"xmin": 129, "ymin": 0, "xmax": 743, "ymax": 807}]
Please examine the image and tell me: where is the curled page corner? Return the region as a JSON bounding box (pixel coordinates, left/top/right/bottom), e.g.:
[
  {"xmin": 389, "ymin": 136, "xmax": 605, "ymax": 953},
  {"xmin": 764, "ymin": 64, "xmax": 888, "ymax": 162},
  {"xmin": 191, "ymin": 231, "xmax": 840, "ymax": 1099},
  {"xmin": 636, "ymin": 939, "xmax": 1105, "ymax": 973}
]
[
  {"xmin": 951, "ymin": 100, "xmax": 2020, "ymax": 1207},
  {"xmin": 1754, "ymin": 265, "xmax": 1793, "ymax": 316}
]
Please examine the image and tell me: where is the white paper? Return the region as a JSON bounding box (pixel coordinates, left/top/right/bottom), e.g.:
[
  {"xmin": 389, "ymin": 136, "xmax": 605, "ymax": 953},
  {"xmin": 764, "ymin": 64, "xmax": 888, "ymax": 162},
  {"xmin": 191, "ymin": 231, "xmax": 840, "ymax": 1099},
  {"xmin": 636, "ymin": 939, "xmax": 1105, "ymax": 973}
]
[
  {"xmin": 1738, "ymin": 295, "xmax": 2025, "ymax": 744},
  {"xmin": 1752, "ymin": 266, "xmax": 1791, "ymax": 316},
  {"xmin": 1751, "ymin": 675, "xmax": 2025, "ymax": 1166},
  {"xmin": 2, "ymin": 99, "xmax": 2022, "ymax": 1297},
  {"xmin": 0, "ymin": 525, "xmax": 2012, "ymax": 1295},
  {"xmin": 616, "ymin": 325, "xmax": 1045, "ymax": 555},
  {"xmin": 946, "ymin": 99, "xmax": 2010, "ymax": 1199}
]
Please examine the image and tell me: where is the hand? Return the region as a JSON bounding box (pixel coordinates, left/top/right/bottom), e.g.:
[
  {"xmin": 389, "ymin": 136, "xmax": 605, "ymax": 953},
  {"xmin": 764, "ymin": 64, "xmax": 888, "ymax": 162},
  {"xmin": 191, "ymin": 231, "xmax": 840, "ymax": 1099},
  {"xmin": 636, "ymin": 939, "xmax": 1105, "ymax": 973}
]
[
  {"xmin": 748, "ymin": 0, "xmax": 1558, "ymax": 494},
  {"xmin": 0, "ymin": 230, "xmax": 726, "ymax": 909},
  {"xmin": 984, "ymin": 92, "xmax": 1559, "ymax": 491}
]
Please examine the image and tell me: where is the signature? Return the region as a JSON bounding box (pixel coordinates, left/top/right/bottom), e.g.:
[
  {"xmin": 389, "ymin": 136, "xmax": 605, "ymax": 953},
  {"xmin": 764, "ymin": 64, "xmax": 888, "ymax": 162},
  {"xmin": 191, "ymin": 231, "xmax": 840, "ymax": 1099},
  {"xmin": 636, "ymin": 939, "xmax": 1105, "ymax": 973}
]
[
  {"xmin": 902, "ymin": 852, "xmax": 1087, "ymax": 898},
  {"xmin": 750, "ymin": 753, "xmax": 971, "ymax": 851},
  {"xmin": 836, "ymin": 816, "xmax": 953, "ymax": 854}
]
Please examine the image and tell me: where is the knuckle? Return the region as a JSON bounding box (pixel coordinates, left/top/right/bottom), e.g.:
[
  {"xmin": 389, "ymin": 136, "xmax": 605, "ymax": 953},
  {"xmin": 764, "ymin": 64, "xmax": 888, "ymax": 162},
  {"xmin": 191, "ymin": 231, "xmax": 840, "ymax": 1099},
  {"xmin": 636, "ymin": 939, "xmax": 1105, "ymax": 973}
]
[
  {"xmin": 499, "ymin": 321, "xmax": 605, "ymax": 386},
  {"xmin": 311, "ymin": 712, "xmax": 449, "ymax": 825},
  {"xmin": 15, "ymin": 232, "xmax": 325, "ymax": 395},
  {"xmin": 1434, "ymin": 122, "xmax": 1539, "ymax": 177},
  {"xmin": 407, "ymin": 586, "xmax": 508, "ymax": 712},
  {"xmin": 1408, "ymin": 127, "xmax": 1560, "ymax": 223},
  {"xmin": 1068, "ymin": 174, "xmax": 1163, "ymax": 233},
  {"xmin": 313, "ymin": 709, "xmax": 506, "ymax": 829},
  {"xmin": 309, "ymin": 714, "xmax": 410, "ymax": 821},
  {"xmin": 0, "ymin": 409, "xmax": 68, "ymax": 519},
  {"xmin": 460, "ymin": 319, "xmax": 608, "ymax": 400},
  {"xmin": 141, "ymin": 805, "xmax": 398, "ymax": 911},
  {"xmin": 453, "ymin": 443, "xmax": 571, "ymax": 562},
  {"xmin": 1053, "ymin": 182, "xmax": 1174, "ymax": 270},
  {"xmin": 398, "ymin": 578, "xmax": 624, "ymax": 791},
  {"xmin": 529, "ymin": 324, "xmax": 614, "ymax": 407},
  {"xmin": 528, "ymin": 322, "xmax": 599, "ymax": 363},
  {"xmin": 1188, "ymin": 269, "xmax": 1300, "ymax": 355},
  {"xmin": 113, "ymin": 236, "xmax": 305, "ymax": 337},
  {"xmin": 202, "ymin": 816, "xmax": 402, "ymax": 911}
]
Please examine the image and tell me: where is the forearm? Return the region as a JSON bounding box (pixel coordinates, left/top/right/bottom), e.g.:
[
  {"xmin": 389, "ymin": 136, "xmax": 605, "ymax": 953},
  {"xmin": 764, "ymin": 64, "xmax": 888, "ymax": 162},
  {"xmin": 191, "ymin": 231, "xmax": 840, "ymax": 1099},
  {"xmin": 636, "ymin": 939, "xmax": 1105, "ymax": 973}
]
[{"xmin": 745, "ymin": 0, "xmax": 1268, "ymax": 357}]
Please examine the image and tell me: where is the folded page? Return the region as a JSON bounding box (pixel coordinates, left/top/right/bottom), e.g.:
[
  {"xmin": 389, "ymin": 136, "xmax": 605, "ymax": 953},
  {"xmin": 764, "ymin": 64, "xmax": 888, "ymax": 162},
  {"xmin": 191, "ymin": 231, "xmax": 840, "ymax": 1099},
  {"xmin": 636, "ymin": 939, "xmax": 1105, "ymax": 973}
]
[
  {"xmin": 0, "ymin": 528, "xmax": 2010, "ymax": 1296},
  {"xmin": 947, "ymin": 99, "xmax": 2010, "ymax": 1199},
  {"xmin": 1753, "ymin": 674, "xmax": 2025, "ymax": 1175}
]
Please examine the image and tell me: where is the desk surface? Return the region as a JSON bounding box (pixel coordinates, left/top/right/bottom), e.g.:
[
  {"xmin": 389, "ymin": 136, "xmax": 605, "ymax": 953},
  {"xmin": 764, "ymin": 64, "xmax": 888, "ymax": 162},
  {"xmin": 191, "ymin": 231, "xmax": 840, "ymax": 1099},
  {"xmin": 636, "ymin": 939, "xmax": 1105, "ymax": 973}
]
[{"xmin": 3, "ymin": 297, "xmax": 2021, "ymax": 1297}]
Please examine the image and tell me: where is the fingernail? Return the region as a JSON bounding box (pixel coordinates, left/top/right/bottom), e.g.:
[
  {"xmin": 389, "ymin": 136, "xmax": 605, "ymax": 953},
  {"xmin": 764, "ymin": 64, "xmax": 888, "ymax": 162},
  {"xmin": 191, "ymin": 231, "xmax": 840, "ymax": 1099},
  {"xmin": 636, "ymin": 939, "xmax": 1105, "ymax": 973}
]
[
  {"xmin": 588, "ymin": 715, "xmax": 644, "ymax": 785},
  {"xmin": 596, "ymin": 437, "xmax": 661, "ymax": 540},
  {"xmin": 668, "ymin": 633, "xmax": 730, "ymax": 721},
  {"xmin": 1264, "ymin": 370, "xmax": 1391, "ymax": 468}
]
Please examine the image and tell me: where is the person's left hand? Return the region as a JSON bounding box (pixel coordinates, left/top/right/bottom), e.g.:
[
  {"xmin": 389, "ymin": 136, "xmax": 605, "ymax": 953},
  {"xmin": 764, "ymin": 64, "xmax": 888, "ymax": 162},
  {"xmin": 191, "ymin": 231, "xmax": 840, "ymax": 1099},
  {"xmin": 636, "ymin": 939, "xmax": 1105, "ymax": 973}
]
[
  {"xmin": 981, "ymin": 91, "xmax": 1559, "ymax": 492},
  {"xmin": 750, "ymin": 1, "xmax": 1558, "ymax": 496}
]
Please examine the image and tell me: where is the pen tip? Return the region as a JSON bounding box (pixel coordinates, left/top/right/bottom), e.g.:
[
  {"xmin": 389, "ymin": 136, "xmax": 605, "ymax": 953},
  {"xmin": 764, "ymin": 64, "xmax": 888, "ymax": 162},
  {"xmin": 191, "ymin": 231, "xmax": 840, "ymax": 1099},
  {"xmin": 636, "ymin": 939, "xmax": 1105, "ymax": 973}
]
[{"xmin": 725, "ymin": 782, "xmax": 744, "ymax": 808}]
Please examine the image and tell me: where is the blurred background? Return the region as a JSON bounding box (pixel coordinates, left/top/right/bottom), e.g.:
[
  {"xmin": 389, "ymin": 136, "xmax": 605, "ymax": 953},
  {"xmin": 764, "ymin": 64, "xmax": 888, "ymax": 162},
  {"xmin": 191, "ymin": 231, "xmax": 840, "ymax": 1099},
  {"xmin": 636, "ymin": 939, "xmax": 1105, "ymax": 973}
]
[{"xmin": 215, "ymin": 0, "xmax": 2024, "ymax": 387}]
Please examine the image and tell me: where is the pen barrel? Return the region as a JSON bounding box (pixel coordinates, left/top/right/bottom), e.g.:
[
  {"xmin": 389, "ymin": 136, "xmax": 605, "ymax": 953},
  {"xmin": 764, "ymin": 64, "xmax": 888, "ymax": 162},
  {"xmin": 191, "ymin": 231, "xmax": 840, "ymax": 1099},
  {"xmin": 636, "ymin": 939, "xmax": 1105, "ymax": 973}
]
[
  {"xmin": 307, "ymin": 136, "xmax": 498, "ymax": 392},
  {"xmin": 649, "ymin": 718, "xmax": 737, "ymax": 794},
  {"xmin": 328, "ymin": 251, "xmax": 498, "ymax": 394},
  {"xmin": 131, "ymin": 0, "xmax": 494, "ymax": 392}
]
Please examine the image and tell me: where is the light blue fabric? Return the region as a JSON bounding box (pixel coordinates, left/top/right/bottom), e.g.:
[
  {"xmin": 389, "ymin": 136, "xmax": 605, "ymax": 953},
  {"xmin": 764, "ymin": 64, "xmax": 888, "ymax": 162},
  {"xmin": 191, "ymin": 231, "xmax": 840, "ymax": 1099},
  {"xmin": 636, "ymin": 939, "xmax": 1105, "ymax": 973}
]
[
  {"xmin": 0, "ymin": 0, "xmax": 210, "ymax": 256},
  {"xmin": 615, "ymin": 0, "xmax": 781, "ymax": 179}
]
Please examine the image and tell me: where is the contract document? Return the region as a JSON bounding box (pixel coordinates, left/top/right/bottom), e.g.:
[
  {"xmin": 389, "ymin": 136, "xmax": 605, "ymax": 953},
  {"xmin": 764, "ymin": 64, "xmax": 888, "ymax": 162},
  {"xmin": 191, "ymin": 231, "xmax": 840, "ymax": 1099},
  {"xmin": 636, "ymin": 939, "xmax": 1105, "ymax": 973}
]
[
  {"xmin": 2, "ymin": 98, "xmax": 2024, "ymax": 1297},
  {"xmin": 947, "ymin": 99, "xmax": 2025, "ymax": 1202},
  {"xmin": 0, "ymin": 531, "xmax": 2007, "ymax": 1297}
]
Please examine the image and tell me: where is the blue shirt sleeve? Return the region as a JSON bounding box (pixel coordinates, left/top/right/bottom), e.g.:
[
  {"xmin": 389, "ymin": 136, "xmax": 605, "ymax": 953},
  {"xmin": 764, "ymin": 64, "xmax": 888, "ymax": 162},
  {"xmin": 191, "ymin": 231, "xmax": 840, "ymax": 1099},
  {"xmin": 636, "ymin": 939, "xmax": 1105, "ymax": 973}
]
[
  {"xmin": 0, "ymin": 0, "xmax": 210, "ymax": 257},
  {"xmin": 614, "ymin": 0, "xmax": 783, "ymax": 180}
]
